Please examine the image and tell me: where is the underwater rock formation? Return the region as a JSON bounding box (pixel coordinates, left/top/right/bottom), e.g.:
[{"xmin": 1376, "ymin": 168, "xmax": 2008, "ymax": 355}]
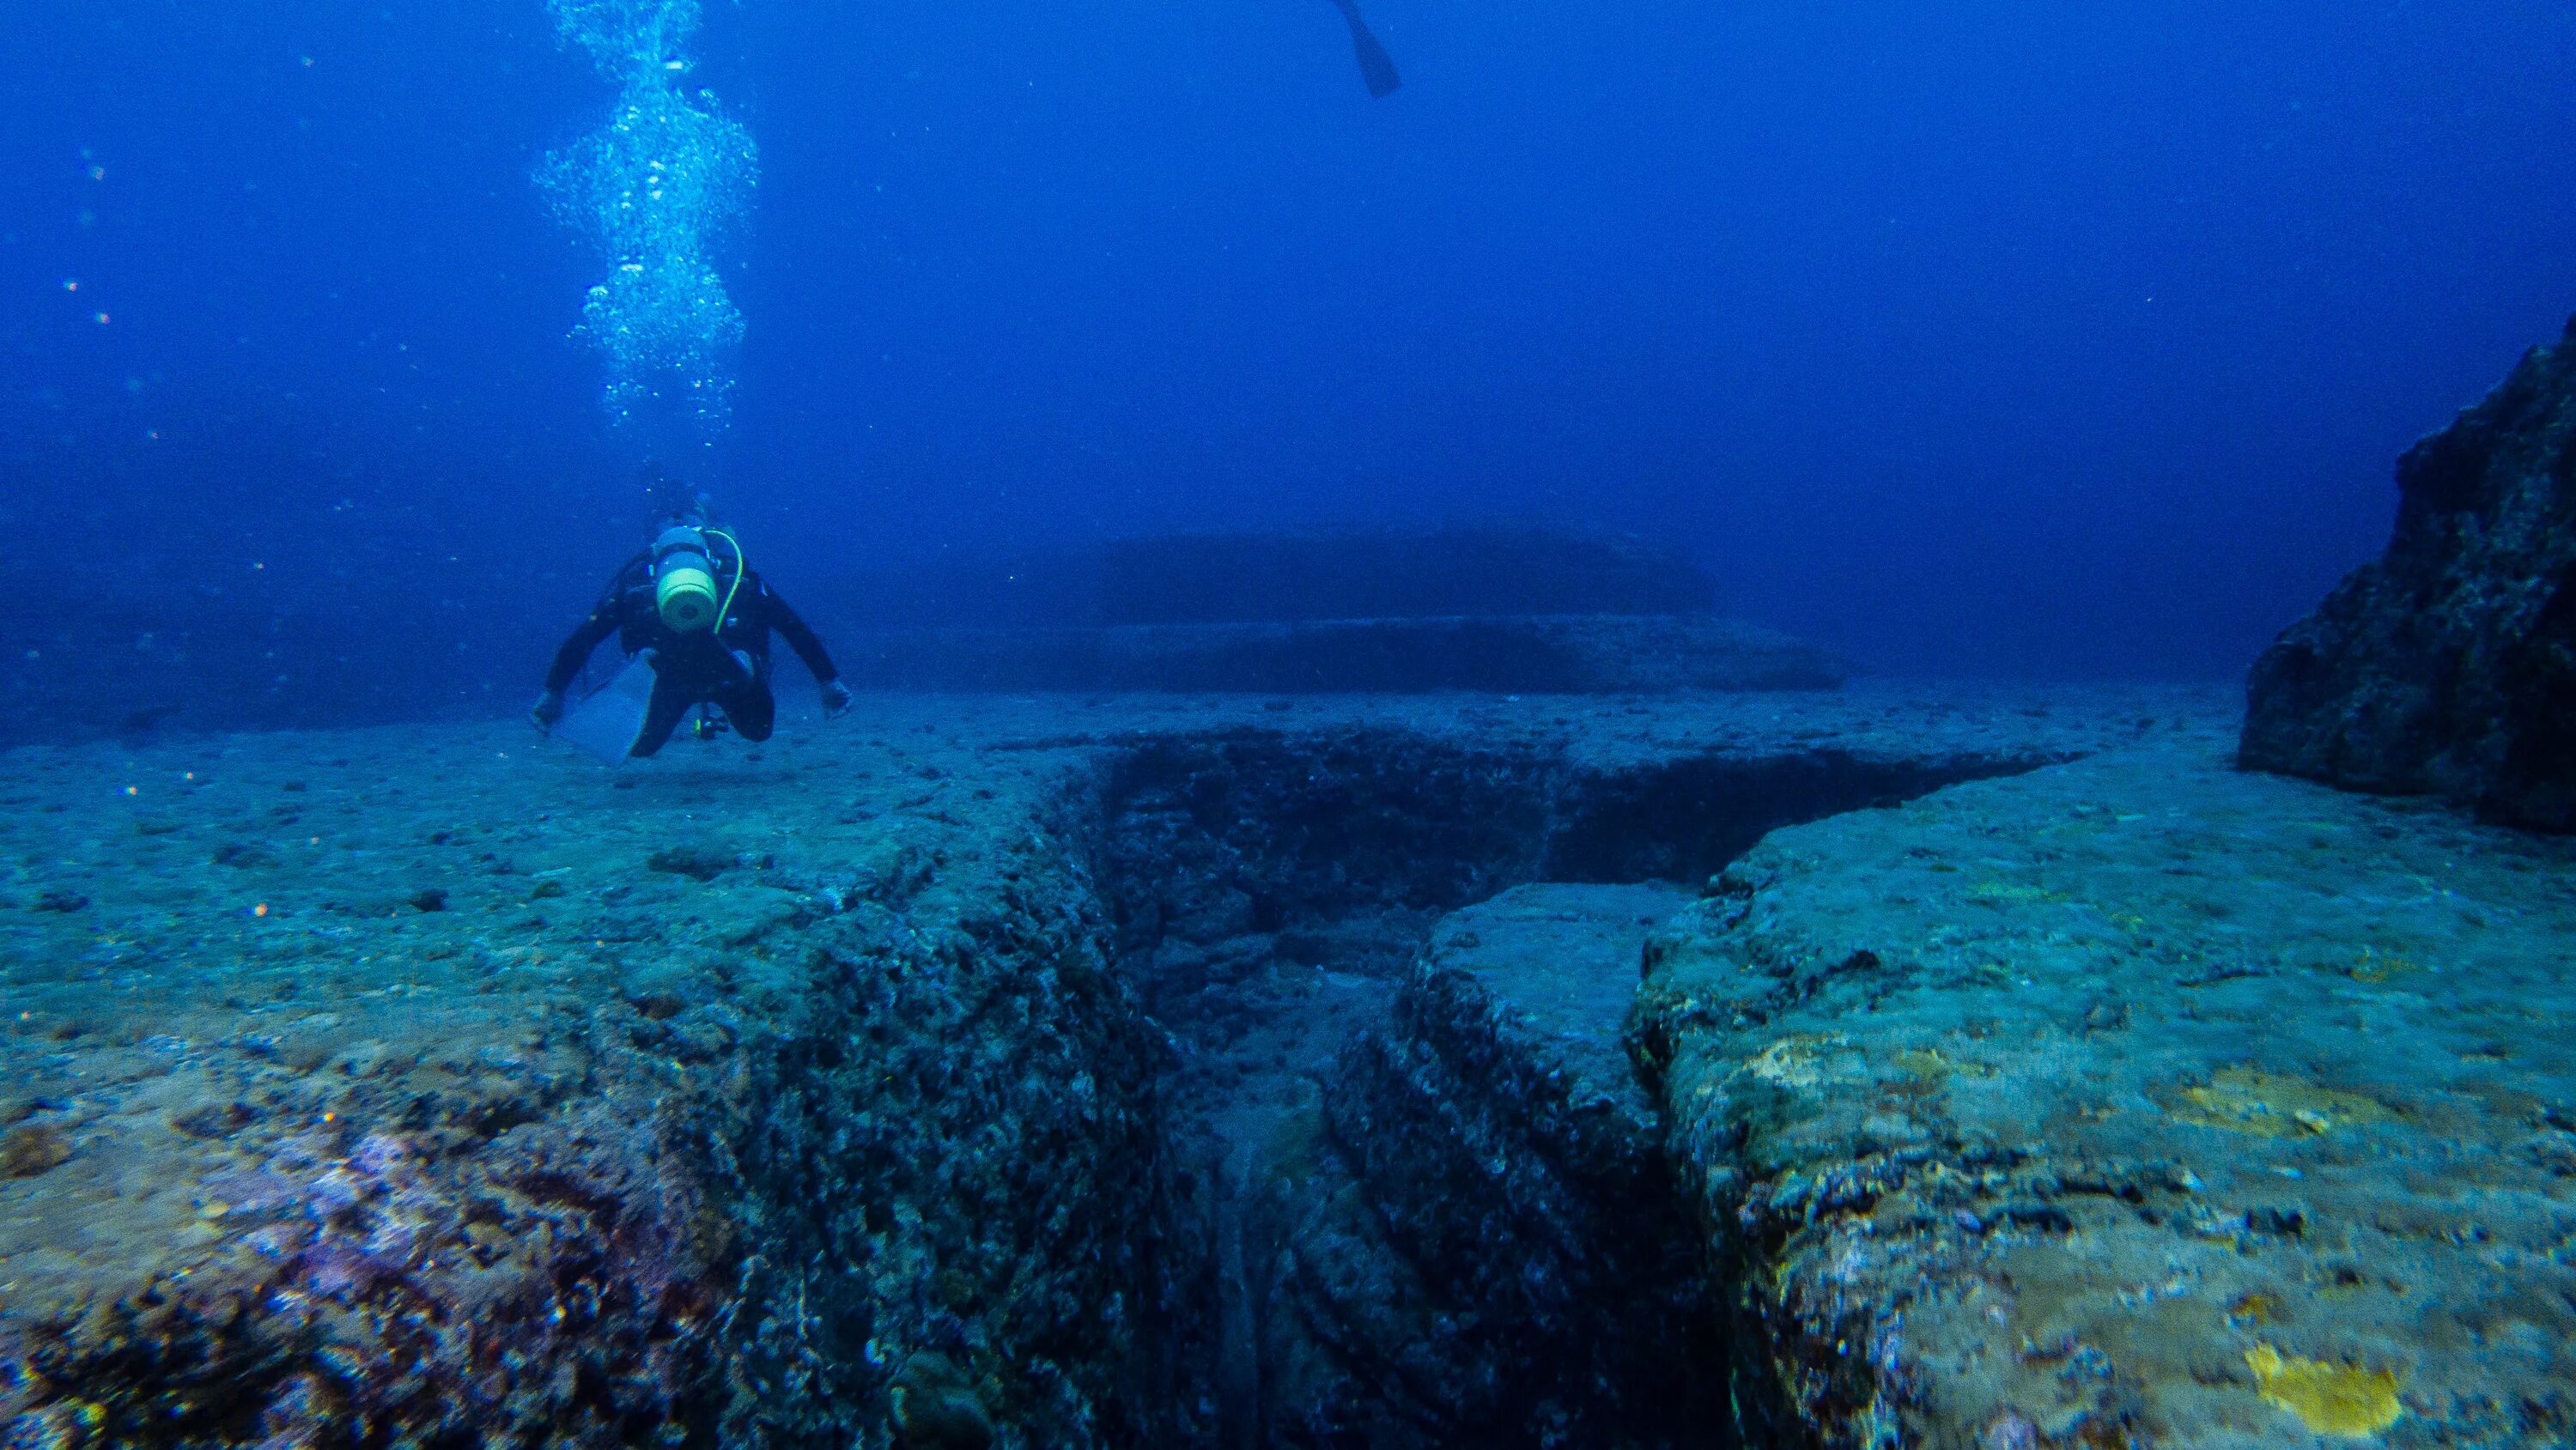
[
  {"xmin": 2243, "ymin": 316, "xmax": 2576, "ymax": 830},
  {"xmin": 1244, "ymin": 883, "xmax": 1724, "ymax": 1448},
  {"xmin": 1076, "ymin": 690, "xmax": 2221, "ymax": 1447},
  {"xmin": 0, "ymin": 719, "xmax": 1172, "ymax": 1449},
  {"xmin": 820, "ymin": 523, "xmax": 1808, "ymax": 695},
  {"xmin": 0, "ymin": 687, "xmax": 2232, "ymax": 1447},
  {"xmin": 836, "ymin": 524, "xmax": 1719, "ymax": 631},
  {"xmin": 1637, "ymin": 746, "xmax": 2576, "ymax": 1447},
  {"xmin": 837, "ymin": 614, "xmax": 1845, "ymax": 695}
]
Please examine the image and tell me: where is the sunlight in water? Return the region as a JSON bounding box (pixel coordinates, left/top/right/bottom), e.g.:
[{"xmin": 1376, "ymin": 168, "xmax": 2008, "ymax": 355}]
[{"xmin": 537, "ymin": 0, "xmax": 755, "ymax": 452}]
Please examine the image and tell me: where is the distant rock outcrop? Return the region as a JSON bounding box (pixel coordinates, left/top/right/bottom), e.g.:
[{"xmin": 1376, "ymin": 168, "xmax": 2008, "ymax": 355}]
[
  {"xmin": 817, "ymin": 523, "xmax": 1844, "ymax": 695},
  {"xmin": 836, "ymin": 613, "xmax": 1846, "ymax": 695},
  {"xmin": 2242, "ymin": 317, "xmax": 2576, "ymax": 830},
  {"xmin": 835, "ymin": 523, "xmax": 1718, "ymax": 631}
]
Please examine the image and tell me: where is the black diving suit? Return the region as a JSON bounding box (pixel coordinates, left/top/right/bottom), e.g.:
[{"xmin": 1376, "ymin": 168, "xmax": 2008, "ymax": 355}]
[{"xmin": 543, "ymin": 548, "xmax": 844, "ymax": 757}]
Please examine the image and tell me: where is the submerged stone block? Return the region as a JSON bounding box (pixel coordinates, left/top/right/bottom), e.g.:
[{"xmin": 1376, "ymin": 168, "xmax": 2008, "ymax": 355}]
[
  {"xmin": 835, "ymin": 522, "xmax": 1719, "ymax": 630},
  {"xmin": 835, "ymin": 612, "xmax": 1847, "ymax": 695},
  {"xmin": 0, "ymin": 717, "xmax": 1171, "ymax": 1450},
  {"xmin": 1637, "ymin": 746, "xmax": 2576, "ymax": 1449},
  {"xmin": 1250, "ymin": 883, "xmax": 1725, "ymax": 1449},
  {"xmin": 0, "ymin": 687, "xmax": 2239, "ymax": 1448},
  {"xmin": 2244, "ymin": 315, "xmax": 2576, "ymax": 830}
]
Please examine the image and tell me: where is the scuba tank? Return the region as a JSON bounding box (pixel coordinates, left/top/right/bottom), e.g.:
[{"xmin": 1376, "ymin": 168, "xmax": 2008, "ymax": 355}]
[
  {"xmin": 652, "ymin": 525, "xmax": 722, "ymax": 632},
  {"xmin": 653, "ymin": 522, "xmax": 744, "ymax": 635}
]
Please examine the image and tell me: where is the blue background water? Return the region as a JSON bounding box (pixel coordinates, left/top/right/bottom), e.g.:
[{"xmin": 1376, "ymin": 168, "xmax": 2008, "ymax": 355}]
[{"xmin": 4, "ymin": 0, "xmax": 2573, "ymax": 733}]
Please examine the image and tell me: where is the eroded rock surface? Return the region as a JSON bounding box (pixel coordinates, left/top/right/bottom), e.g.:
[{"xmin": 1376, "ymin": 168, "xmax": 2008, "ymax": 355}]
[
  {"xmin": 1637, "ymin": 747, "xmax": 2576, "ymax": 1449},
  {"xmin": 0, "ymin": 687, "xmax": 2233, "ymax": 1447},
  {"xmin": 1242, "ymin": 883, "xmax": 1722, "ymax": 1449},
  {"xmin": 2244, "ymin": 316, "xmax": 2576, "ymax": 830},
  {"xmin": 0, "ymin": 721, "xmax": 1170, "ymax": 1449}
]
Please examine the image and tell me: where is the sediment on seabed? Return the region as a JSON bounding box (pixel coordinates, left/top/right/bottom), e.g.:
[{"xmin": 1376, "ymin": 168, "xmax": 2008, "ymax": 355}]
[{"xmin": 3, "ymin": 689, "xmax": 2263, "ymax": 1449}]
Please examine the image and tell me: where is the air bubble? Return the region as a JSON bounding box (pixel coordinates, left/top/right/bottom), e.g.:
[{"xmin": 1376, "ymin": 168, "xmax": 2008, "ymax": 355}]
[{"xmin": 538, "ymin": 0, "xmax": 753, "ymax": 447}]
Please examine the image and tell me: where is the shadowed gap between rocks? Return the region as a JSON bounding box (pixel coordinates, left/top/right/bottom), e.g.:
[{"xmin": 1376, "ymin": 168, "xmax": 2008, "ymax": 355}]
[{"xmin": 1087, "ymin": 729, "xmax": 2063, "ymax": 1449}]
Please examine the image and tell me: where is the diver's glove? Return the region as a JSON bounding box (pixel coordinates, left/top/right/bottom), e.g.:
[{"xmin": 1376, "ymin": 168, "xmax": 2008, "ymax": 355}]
[
  {"xmin": 532, "ymin": 689, "xmax": 565, "ymax": 733},
  {"xmin": 819, "ymin": 678, "xmax": 854, "ymax": 720}
]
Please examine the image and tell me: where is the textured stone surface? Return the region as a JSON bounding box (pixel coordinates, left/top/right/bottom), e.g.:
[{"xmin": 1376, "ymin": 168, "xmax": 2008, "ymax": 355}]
[
  {"xmin": 1077, "ymin": 692, "xmax": 2211, "ymax": 1447},
  {"xmin": 1246, "ymin": 883, "xmax": 1722, "ymax": 1449},
  {"xmin": 0, "ymin": 685, "xmax": 2233, "ymax": 1447},
  {"xmin": 0, "ymin": 718, "xmax": 1170, "ymax": 1449},
  {"xmin": 1637, "ymin": 746, "xmax": 2576, "ymax": 1449},
  {"xmin": 2244, "ymin": 315, "xmax": 2576, "ymax": 831}
]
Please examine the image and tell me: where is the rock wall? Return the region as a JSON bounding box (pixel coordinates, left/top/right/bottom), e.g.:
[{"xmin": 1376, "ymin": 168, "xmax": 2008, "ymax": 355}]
[
  {"xmin": 1081, "ymin": 705, "xmax": 2147, "ymax": 1447},
  {"xmin": 2243, "ymin": 315, "xmax": 2576, "ymax": 830},
  {"xmin": 1246, "ymin": 884, "xmax": 1726, "ymax": 1449},
  {"xmin": 711, "ymin": 780, "xmax": 1179, "ymax": 1449}
]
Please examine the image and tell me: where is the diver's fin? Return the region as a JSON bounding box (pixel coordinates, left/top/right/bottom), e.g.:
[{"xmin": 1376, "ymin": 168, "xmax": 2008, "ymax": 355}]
[
  {"xmin": 554, "ymin": 653, "xmax": 657, "ymax": 765},
  {"xmin": 1327, "ymin": 0, "xmax": 1402, "ymax": 97}
]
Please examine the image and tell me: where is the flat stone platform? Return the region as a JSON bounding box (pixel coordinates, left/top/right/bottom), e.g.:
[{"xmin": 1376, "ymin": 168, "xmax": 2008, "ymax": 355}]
[
  {"xmin": 14, "ymin": 682, "xmax": 2451, "ymax": 1450},
  {"xmin": 1639, "ymin": 745, "xmax": 2576, "ymax": 1449}
]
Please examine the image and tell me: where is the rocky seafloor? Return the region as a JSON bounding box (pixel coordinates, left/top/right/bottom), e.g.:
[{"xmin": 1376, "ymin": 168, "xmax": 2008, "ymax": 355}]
[
  {"xmin": 1637, "ymin": 749, "xmax": 2576, "ymax": 1449},
  {"xmin": 4, "ymin": 683, "xmax": 2569, "ymax": 1449}
]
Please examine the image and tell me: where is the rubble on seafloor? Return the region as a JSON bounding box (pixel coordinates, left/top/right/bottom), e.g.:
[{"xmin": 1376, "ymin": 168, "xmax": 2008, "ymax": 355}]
[{"xmin": 4, "ymin": 682, "xmax": 2570, "ymax": 1449}]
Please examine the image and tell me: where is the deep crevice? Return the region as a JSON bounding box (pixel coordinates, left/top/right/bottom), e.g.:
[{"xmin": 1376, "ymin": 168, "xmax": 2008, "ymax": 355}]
[{"xmin": 1091, "ymin": 727, "xmax": 2065, "ymax": 1448}]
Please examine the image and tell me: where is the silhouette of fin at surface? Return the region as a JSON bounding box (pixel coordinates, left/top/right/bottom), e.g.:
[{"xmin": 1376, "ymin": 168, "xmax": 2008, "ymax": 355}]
[{"xmin": 1327, "ymin": 0, "xmax": 1402, "ymax": 97}]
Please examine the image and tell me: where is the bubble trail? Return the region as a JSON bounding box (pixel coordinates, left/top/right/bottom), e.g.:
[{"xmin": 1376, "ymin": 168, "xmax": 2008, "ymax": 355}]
[{"xmin": 537, "ymin": 0, "xmax": 755, "ymax": 453}]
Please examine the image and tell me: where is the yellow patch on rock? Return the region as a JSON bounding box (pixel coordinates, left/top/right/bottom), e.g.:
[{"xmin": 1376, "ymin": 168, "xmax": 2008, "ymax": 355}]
[
  {"xmin": 2173, "ymin": 1069, "xmax": 2393, "ymax": 1138},
  {"xmin": 1969, "ymin": 881, "xmax": 2066, "ymax": 905},
  {"xmin": 2226, "ymin": 1290, "xmax": 2280, "ymax": 1326},
  {"xmin": 2245, "ymin": 1344, "xmax": 2403, "ymax": 1436},
  {"xmin": 1741, "ymin": 1034, "xmax": 1848, "ymax": 1090},
  {"xmin": 1895, "ymin": 1047, "xmax": 1993, "ymax": 1082}
]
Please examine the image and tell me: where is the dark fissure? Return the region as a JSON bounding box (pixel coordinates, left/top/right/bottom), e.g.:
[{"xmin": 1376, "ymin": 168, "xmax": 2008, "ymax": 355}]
[{"xmin": 1087, "ymin": 728, "xmax": 2047, "ymax": 1449}]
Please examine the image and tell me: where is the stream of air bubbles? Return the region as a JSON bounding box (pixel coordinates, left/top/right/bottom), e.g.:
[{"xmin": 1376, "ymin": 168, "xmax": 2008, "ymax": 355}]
[{"xmin": 538, "ymin": 0, "xmax": 755, "ymax": 458}]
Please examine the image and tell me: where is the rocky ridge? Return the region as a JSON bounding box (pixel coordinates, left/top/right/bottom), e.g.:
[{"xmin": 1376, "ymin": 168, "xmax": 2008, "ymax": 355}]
[{"xmin": 2244, "ymin": 314, "xmax": 2576, "ymax": 831}]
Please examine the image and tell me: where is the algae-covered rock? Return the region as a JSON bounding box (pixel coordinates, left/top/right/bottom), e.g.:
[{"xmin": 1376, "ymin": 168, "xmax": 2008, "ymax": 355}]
[
  {"xmin": 2244, "ymin": 315, "xmax": 2576, "ymax": 831},
  {"xmin": 0, "ymin": 716, "xmax": 1172, "ymax": 1450},
  {"xmin": 0, "ymin": 686, "xmax": 2239, "ymax": 1448},
  {"xmin": 0, "ymin": 1125, "xmax": 70, "ymax": 1180},
  {"xmin": 1249, "ymin": 883, "xmax": 1725, "ymax": 1449},
  {"xmin": 1637, "ymin": 746, "xmax": 2576, "ymax": 1448}
]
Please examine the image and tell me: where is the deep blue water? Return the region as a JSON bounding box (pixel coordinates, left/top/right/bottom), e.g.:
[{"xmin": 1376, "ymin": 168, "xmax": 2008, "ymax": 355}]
[{"xmin": 4, "ymin": 0, "xmax": 2574, "ymax": 733}]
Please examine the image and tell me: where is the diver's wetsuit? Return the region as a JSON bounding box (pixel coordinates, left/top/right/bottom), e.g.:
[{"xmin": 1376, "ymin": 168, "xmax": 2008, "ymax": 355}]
[{"xmin": 544, "ymin": 549, "xmax": 841, "ymax": 757}]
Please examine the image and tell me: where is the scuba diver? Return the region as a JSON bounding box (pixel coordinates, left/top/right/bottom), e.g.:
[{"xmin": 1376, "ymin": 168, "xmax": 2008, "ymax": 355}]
[{"xmin": 532, "ymin": 466, "xmax": 853, "ymax": 757}]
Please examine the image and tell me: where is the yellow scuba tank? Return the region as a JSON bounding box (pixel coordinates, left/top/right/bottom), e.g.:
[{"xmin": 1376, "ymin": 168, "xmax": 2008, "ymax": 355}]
[
  {"xmin": 650, "ymin": 524, "xmax": 746, "ymax": 634},
  {"xmin": 653, "ymin": 526, "xmax": 720, "ymax": 632}
]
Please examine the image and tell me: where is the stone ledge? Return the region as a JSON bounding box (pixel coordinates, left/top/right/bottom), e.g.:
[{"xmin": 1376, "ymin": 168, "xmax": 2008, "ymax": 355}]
[{"xmin": 1638, "ymin": 748, "xmax": 2576, "ymax": 1448}]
